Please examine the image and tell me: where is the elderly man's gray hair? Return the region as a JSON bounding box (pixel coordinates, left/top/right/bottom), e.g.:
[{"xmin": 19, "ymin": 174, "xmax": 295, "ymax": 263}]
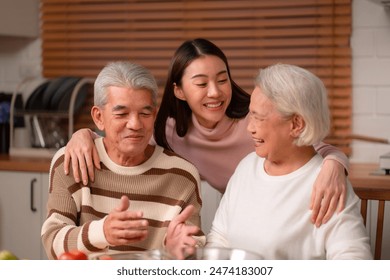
[{"xmin": 94, "ymin": 61, "xmax": 158, "ymax": 107}]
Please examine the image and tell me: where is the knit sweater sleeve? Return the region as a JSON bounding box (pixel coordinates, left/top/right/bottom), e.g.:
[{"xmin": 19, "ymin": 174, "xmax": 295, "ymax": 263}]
[{"xmin": 41, "ymin": 149, "xmax": 109, "ymax": 259}]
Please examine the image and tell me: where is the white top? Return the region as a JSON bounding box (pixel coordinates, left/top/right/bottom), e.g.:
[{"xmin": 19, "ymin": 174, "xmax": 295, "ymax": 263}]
[{"xmin": 207, "ymin": 153, "xmax": 372, "ymax": 260}]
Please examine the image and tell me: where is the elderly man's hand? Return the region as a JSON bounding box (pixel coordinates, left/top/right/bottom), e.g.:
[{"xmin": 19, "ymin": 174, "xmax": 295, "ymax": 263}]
[
  {"xmin": 165, "ymin": 205, "xmax": 200, "ymax": 259},
  {"xmin": 103, "ymin": 196, "xmax": 148, "ymax": 246}
]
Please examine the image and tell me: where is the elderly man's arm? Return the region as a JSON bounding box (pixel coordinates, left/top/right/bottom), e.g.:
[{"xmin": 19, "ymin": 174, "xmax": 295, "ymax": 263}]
[
  {"xmin": 41, "ymin": 192, "xmax": 109, "ymax": 260},
  {"xmin": 41, "ymin": 150, "xmax": 149, "ymax": 259},
  {"xmin": 41, "ymin": 193, "xmax": 148, "ymax": 259}
]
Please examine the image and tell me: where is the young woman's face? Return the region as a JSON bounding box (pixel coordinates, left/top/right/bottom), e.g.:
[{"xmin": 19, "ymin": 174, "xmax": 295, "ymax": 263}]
[{"xmin": 174, "ymin": 55, "xmax": 232, "ymax": 129}]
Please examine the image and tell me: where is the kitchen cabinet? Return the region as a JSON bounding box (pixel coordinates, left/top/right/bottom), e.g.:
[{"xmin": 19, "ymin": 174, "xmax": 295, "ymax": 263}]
[
  {"xmin": 0, "ymin": 0, "xmax": 39, "ymax": 37},
  {"xmin": 0, "ymin": 171, "xmax": 49, "ymax": 260}
]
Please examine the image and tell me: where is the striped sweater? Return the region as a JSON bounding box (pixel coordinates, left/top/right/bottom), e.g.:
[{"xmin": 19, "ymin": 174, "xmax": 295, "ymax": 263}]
[{"xmin": 41, "ymin": 138, "xmax": 203, "ymax": 260}]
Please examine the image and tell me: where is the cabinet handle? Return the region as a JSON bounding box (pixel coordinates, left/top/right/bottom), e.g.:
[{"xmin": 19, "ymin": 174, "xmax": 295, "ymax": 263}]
[{"xmin": 30, "ymin": 178, "xmax": 37, "ymax": 212}]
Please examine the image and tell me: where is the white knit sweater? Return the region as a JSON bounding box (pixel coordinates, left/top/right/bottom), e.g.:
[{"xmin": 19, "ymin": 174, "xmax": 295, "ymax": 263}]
[{"xmin": 207, "ymin": 153, "xmax": 372, "ymax": 260}]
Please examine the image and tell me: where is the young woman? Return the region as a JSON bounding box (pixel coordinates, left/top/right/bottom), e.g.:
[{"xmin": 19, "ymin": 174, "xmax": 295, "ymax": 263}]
[{"xmin": 64, "ymin": 38, "xmax": 349, "ymax": 229}]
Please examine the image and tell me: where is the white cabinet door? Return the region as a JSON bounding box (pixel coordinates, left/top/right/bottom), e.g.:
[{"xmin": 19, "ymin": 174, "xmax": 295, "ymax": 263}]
[
  {"xmin": 0, "ymin": 171, "xmax": 46, "ymax": 259},
  {"xmin": 40, "ymin": 173, "xmax": 49, "ymax": 260}
]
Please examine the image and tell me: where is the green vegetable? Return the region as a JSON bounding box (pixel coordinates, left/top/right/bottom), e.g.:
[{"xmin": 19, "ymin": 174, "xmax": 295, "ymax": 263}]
[{"xmin": 0, "ymin": 250, "xmax": 18, "ymax": 260}]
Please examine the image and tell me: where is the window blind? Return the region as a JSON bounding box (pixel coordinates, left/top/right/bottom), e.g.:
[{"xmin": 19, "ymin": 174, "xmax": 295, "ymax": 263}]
[{"xmin": 40, "ymin": 0, "xmax": 352, "ymax": 155}]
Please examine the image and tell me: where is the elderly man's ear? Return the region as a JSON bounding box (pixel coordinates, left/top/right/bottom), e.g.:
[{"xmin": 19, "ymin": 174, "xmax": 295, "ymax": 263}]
[
  {"xmin": 91, "ymin": 106, "xmax": 105, "ymax": 131},
  {"xmin": 290, "ymin": 114, "xmax": 305, "ymax": 138}
]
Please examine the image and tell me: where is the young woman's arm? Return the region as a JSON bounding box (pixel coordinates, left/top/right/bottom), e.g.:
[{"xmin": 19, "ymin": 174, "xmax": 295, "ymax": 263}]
[
  {"xmin": 312, "ymin": 142, "xmax": 349, "ymax": 227},
  {"xmin": 63, "ymin": 128, "xmax": 101, "ymax": 185}
]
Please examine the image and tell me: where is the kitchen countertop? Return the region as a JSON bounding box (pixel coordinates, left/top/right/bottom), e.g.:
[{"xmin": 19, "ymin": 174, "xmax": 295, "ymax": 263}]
[
  {"xmin": 349, "ymin": 162, "xmax": 390, "ymax": 189},
  {"xmin": 0, "ymin": 154, "xmax": 51, "ymax": 173},
  {"xmin": 0, "ymin": 154, "xmax": 387, "ymax": 183}
]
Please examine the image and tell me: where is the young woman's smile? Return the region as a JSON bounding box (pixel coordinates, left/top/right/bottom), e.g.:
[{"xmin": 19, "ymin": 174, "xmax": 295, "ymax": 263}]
[{"xmin": 174, "ymin": 55, "xmax": 232, "ymax": 129}]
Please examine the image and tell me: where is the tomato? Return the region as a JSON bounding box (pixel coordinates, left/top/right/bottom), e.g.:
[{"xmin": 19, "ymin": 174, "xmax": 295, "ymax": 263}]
[
  {"xmin": 58, "ymin": 252, "xmax": 76, "ymax": 260},
  {"xmin": 58, "ymin": 250, "xmax": 88, "ymax": 260},
  {"xmin": 99, "ymin": 255, "xmax": 113, "ymax": 260}
]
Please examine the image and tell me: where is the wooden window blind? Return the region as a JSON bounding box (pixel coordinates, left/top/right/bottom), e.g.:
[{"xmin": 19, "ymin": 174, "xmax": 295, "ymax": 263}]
[{"xmin": 40, "ymin": 0, "xmax": 352, "ymax": 155}]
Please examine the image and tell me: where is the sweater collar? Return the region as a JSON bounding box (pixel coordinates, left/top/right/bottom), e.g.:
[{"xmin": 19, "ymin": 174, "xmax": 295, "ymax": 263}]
[
  {"xmin": 190, "ymin": 114, "xmax": 241, "ymax": 140},
  {"xmin": 95, "ymin": 137, "xmax": 162, "ymax": 174}
]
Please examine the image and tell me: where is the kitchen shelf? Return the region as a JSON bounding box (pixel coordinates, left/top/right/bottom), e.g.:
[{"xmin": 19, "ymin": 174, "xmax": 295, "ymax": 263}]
[
  {"xmin": 13, "ymin": 110, "xmax": 69, "ymax": 118},
  {"xmin": 8, "ymin": 77, "xmax": 95, "ymax": 158}
]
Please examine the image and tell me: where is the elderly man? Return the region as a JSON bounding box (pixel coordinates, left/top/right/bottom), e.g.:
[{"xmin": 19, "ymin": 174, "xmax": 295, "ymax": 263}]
[
  {"xmin": 206, "ymin": 63, "xmax": 372, "ymax": 259},
  {"xmin": 41, "ymin": 61, "xmax": 204, "ymax": 260}
]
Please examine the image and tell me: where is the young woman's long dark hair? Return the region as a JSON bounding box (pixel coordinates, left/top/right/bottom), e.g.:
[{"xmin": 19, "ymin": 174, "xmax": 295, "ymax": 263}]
[{"xmin": 154, "ymin": 38, "xmax": 250, "ymax": 151}]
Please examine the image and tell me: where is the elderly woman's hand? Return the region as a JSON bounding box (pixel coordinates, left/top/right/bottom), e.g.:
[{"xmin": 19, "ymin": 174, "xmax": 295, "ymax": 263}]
[
  {"xmin": 64, "ymin": 128, "xmax": 101, "ymax": 185},
  {"xmin": 310, "ymin": 159, "xmax": 347, "ymax": 227},
  {"xmin": 165, "ymin": 205, "xmax": 200, "ymax": 259}
]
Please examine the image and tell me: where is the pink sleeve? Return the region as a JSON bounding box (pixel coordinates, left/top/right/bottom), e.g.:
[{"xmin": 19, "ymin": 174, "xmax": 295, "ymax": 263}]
[{"xmin": 313, "ymin": 142, "xmax": 350, "ymax": 174}]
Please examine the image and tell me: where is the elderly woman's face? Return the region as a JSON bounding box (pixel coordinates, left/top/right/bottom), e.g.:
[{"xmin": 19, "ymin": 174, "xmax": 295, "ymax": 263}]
[
  {"xmin": 247, "ymin": 86, "xmax": 294, "ymax": 162},
  {"xmin": 93, "ymin": 86, "xmax": 156, "ymax": 166}
]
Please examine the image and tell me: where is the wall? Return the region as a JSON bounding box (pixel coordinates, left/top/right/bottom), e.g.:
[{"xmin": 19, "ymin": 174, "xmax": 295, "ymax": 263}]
[
  {"xmin": 0, "ymin": 37, "xmax": 42, "ymax": 93},
  {"xmin": 351, "ymin": 0, "xmax": 390, "ymax": 260},
  {"xmin": 351, "ymin": 0, "xmax": 390, "ymax": 163}
]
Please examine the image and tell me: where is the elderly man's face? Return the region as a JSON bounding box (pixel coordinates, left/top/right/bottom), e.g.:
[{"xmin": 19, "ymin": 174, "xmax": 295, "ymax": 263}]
[
  {"xmin": 93, "ymin": 86, "xmax": 156, "ymax": 166},
  {"xmin": 247, "ymin": 86, "xmax": 294, "ymax": 163}
]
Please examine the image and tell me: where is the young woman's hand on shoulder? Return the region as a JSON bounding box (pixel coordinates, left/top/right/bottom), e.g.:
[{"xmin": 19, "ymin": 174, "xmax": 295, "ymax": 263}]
[
  {"xmin": 310, "ymin": 159, "xmax": 347, "ymax": 227},
  {"xmin": 64, "ymin": 128, "xmax": 101, "ymax": 185}
]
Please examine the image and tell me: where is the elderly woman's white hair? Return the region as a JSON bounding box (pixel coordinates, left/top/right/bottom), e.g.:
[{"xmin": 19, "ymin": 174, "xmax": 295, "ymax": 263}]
[{"xmin": 255, "ymin": 63, "xmax": 330, "ymax": 146}]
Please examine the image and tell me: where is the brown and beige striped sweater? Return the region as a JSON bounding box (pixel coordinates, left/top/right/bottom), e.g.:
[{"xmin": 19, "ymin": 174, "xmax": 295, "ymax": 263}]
[{"xmin": 41, "ymin": 138, "xmax": 204, "ymax": 259}]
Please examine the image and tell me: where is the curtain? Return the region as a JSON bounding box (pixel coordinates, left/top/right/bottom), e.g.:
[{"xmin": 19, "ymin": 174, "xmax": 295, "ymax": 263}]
[{"xmin": 40, "ymin": 0, "xmax": 352, "ymax": 154}]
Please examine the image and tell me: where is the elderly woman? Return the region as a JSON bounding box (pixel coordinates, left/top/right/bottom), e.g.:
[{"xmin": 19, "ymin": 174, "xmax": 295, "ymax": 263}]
[{"xmin": 206, "ymin": 64, "xmax": 372, "ymax": 259}]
